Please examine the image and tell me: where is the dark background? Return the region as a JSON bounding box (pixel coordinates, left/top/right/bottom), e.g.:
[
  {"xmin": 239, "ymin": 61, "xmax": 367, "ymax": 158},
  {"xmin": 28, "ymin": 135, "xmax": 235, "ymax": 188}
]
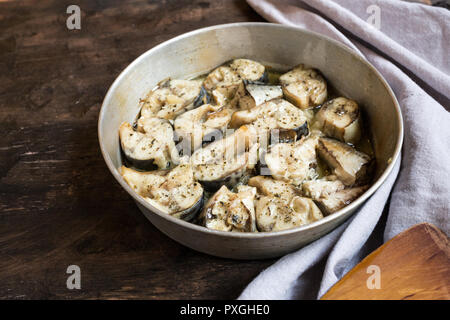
[{"xmin": 0, "ymin": 0, "xmax": 276, "ymax": 299}]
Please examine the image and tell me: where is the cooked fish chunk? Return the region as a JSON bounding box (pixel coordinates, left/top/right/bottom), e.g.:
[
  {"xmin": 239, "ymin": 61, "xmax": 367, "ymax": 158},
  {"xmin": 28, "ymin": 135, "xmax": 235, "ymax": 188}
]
[
  {"xmin": 203, "ymin": 66, "xmax": 241, "ymax": 91},
  {"xmin": 214, "ymin": 81, "xmax": 281, "ymax": 111},
  {"xmin": 279, "ymin": 64, "xmax": 324, "ymax": 85},
  {"xmin": 265, "ymin": 135, "xmax": 319, "ymax": 186},
  {"xmin": 301, "ymin": 176, "xmax": 345, "ymax": 200},
  {"xmin": 237, "ymin": 93, "xmax": 257, "ymax": 110},
  {"xmin": 316, "ymin": 185, "xmax": 369, "ymax": 214},
  {"xmin": 280, "ymin": 64, "xmax": 327, "ymax": 109},
  {"xmin": 119, "ymin": 118, "xmax": 178, "ymax": 170},
  {"xmin": 230, "ymin": 58, "xmax": 266, "ymax": 82},
  {"xmin": 211, "ymin": 81, "xmax": 246, "ymax": 108},
  {"xmin": 174, "ymin": 104, "xmax": 233, "ymax": 151},
  {"xmin": 283, "ymin": 80, "xmax": 327, "ymax": 109},
  {"xmin": 193, "ymin": 146, "xmax": 257, "ymax": 190},
  {"xmin": 140, "ymin": 79, "xmax": 203, "ymax": 120},
  {"xmin": 256, "ymin": 196, "xmax": 323, "ymax": 232},
  {"xmin": 229, "ymin": 99, "xmax": 308, "ymax": 139},
  {"xmin": 245, "ymin": 83, "xmax": 283, "ymax": 106},
  {"xmin": 191, "ymin": 126, "xmax": 258, "ymax": 189},
  {"xmin": 199, "ymin": 185, "xmax": 257, "ymax": 232},
  {"xmin": 201, "ymin": 107, "xmax": 235, "ymax": 130},
  {"xmin": 121, "ymin": 165, "xmax": 204, "ymax": 221},
  {"xmin": 191, "ymin": 125, "xmax": 256, "ymax": 165},
  {"xmin": 248, "ymin": 175, "xmax": 297, "ymax": 203},
  {"xmin": 315, "ymin": 97, "xmax": 361, "ymax": 144},
  {"xmin": 317, "ymin": 137, "xmax": 372, "ymax": 186}
]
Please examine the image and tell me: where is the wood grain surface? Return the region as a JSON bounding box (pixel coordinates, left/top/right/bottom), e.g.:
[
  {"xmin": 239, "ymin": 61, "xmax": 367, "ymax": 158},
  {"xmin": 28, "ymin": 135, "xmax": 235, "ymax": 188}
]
[
  {"xmin": 321, "ymin": 223, "xmax": 450, "ymax": 300},
  {"xmin": 0, "ymin": 0, "xmax": 273, "ymax": 299}
]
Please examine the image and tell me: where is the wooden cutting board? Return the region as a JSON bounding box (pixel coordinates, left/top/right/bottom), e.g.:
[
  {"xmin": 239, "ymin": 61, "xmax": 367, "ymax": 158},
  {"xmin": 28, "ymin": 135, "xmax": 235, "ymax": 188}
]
[{"xmin": 321, "ymin": 223, "xmax": 450, "ymax": 300}]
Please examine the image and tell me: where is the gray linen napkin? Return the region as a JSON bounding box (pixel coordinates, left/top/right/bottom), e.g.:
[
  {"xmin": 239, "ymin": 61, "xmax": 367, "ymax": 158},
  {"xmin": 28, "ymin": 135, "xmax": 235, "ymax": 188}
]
[{"xmin": 239, "ymin": 0, "xmax": 450, "ymax": 300}]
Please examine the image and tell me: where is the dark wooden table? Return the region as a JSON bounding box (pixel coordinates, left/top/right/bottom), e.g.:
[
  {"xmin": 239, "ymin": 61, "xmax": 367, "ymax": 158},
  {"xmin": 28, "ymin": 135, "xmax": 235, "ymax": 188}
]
[{"xmin": 0, "ymin": 0, "xmax": 275, "ymax": 299}]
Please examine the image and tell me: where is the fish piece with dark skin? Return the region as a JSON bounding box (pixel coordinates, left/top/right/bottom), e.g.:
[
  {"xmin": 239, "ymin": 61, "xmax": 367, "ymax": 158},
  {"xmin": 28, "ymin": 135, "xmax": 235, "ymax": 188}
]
[
  {"xmin": 315, "ymin": 185, "xmax": 369, "ymax": 215},
  {"xmin": 301, "ymin": 175, "xmax": 345, "ymax": 200},
  {"xmin": 315, "ymin": 97, "xmax": 361, "ymax": 144},
  {"xmin": 244, "ymin": 83, "xmax": 283, "ymax": 107},
  {"xmin": 140, "ymin": 79, "xmax": 204, "ymax": 120},
  {"xmin": 229, "ymin": 99, "xmax": 309, "ymax": 143},
  {"xmin": 255, "ymin": 195, "xmax": 323, "ymax": 232},
  {"xmin": 174, "ymin": 104, "xmax": 233, "ymax": 151},
  {"xmin": 265, "ymin": 134, "xmax": 320, "ymax": 187},
  {"xmin": 248, "ymin": 175, "xmax": 324, "ymax": 232},
  {"xmin": 199, "ymin": 185, "xmax": 257, "ymax": 232},
  {"xmin": 316, "ymin": 137, "xmax": 372, "ymax": 186},
  {"xmin": 280, "ymin": 64, "xmax": 327, "ymax": 109},
  {"xmin": 119, "ymin": 118, "xmax": 179, "ymax": 170},
  {"xmin": 248, "ymin": 175, "xmax": 298, "ymax": 203},
  {"xmin": 121, "ymin": 164, "xmax": 204, "ymax": 221},
  {"xmin": 190, "ymin": 126, "xmax": 259, "ymax": 190}
]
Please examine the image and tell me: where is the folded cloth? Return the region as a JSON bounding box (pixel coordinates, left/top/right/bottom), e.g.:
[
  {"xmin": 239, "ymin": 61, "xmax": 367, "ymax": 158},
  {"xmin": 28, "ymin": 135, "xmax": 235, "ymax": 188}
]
[{"xmin": 239, "ymin": 0, "xmax": 450, "ymax": 300}]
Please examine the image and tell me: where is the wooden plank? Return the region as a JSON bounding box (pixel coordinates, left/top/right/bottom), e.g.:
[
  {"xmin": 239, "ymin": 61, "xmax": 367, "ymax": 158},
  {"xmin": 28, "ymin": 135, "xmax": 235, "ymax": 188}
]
[
  {"xmin": 0, "ymin": 0, "xmax": 270, "ymax": 299},
  {"xmin": 321, "ymin": 223, "xmax": 450, "ymax": 300}
]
